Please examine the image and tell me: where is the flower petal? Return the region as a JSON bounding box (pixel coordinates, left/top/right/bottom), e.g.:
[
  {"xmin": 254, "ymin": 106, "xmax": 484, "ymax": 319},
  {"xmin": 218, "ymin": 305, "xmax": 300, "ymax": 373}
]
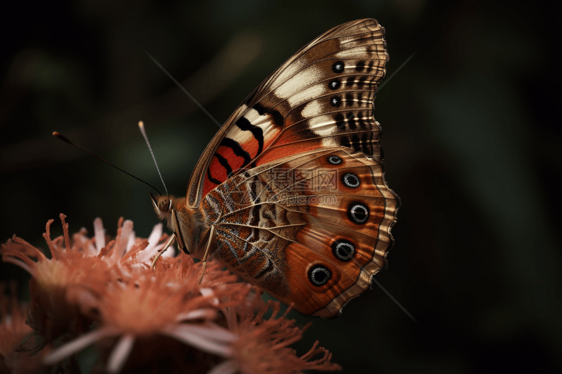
[
  {"xmin": 146, "ymin": 224, "xmax": 163, "ymax": 253},
  {"xmin": 113, "ymin": 220, "xmax": 133, "ymax": 262},
  {"xmin": 135, "ymin": 224, "xmax": 175, "ymax": 263},
  {"xmin": 126, "ymin": 231, "xmax": 136, "ymax": 252},
  {"xmin": 94, "ymin": 217, "xmax": 105, "ymax": 253},
  {"xmin": 176, "ymin": 309, "xmax": 218, "ymax": 322},
  {"xmin": 43, "ymin": 327, "xmax": 117, "ymax": 365},
  {"xmin": 185, "ymin": 324, "xmax": 238, "ymax": 343},
  {"xmin": 2, "ymin": 257, "xmax": 35, "ymax": 276},
  {"xmin": 162, "ymin": 325, "xmax": 234, "ymax": 357},
  {"xmin": 208, "ymin": 360, "xmax": 238, "ymax": 374},
  {"xmin": 107, "ymin": 334, "xmax": 135, "ymax": 374}
]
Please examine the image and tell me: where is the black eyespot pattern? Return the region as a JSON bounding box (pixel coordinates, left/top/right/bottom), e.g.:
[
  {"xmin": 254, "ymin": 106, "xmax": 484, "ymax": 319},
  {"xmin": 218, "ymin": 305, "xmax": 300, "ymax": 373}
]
[
  {"xmin": 328, "ymin": 80, "xmax": 341, "ymax": 90},
  {"xmin": 348, "ymin": 203, "xmax": 369, "ymax": 224},
  {"xmin": 342, "ymin": 173, "xmax": 360, "ymax": 188},
  {"xmin": 327, "ymin": 155, "xmax": 342, "ymax": 165},
  {"xmin": 331, "ymin": 239, "xmax": 355, "ymax": 261},
  {"xmin": 330, "ymin": 96, "xmax": 341, "ymax": 107},
  {"xmin": 308, "ymin": 265, "xmax": 331, "ymax": 286},
  {"xmin": 332, "ymin": 61, "xmax": 345, "ymax": 73}
]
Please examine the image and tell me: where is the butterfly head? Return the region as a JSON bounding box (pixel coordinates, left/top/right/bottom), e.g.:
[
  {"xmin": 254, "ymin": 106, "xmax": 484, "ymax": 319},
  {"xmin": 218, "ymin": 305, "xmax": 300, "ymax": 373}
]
[
  {"xmin": 149, "ymin": 193, "xmax": 206, "ymax": 255},
  {"xmin": 150, "ymin": 193, "xmax": 173, "ymax": 219}
]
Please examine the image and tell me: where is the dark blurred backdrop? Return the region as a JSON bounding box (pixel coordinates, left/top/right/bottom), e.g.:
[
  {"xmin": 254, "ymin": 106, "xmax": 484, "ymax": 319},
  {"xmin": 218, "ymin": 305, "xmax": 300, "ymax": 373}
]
[{"xmin": 1, "ymin": 0, "xmax": 561, "ymax": 373}]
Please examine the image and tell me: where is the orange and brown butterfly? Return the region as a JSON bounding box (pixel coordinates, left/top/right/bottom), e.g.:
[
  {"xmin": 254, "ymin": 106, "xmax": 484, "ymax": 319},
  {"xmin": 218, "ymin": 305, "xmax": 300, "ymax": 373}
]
[{"xmin": 150, "ymin": 18, "xmax": 399, "ymax": 318}]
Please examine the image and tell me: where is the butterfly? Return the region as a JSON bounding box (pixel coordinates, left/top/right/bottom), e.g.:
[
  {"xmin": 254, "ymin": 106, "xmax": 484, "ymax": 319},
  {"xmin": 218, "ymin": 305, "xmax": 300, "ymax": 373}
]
[{"xmin": 150, "ymin": 18, "xmax": 399, "ymax": 318}]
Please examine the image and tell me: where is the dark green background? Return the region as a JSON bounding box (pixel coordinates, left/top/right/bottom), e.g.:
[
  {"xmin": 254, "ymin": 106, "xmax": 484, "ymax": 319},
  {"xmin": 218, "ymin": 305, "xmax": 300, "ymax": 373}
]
[{"xmin": 1, "ymin": 0, "xmax": 560, "ymax": 373}]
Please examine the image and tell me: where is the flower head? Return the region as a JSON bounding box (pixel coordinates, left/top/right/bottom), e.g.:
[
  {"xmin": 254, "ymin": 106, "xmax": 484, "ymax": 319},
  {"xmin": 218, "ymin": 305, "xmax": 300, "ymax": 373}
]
[
  {"xmin": 0, "ymin": 214, "xmax": 172, "ymax": 346},
  {"xmin": 215, "ymin": 300, "xmax": 341, "ymax": 374},
  {"xmin": 1, "ymin": 215, "xmax": 341, "ymax": 373},
  {"xmin": 44, "ymin": 256, "xmax": 252, "ymax": 373}
]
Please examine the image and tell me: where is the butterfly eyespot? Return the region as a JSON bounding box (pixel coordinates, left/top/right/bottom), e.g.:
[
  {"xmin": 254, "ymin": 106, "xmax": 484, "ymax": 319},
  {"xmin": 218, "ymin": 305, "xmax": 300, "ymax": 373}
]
[
  {"xmin": 332, "ymin": 61, "xmax": 345, "ymax": 73},
  {"xmin": 328, "ymin": 79, "xmax": 341, "ymax": 90},
  {"xmin": 348, "ymin": 203, "xmax": 369, "ymax": 224},
  {"xmin": 330, "ymin": 96, "xmax": 342, "ymax": 107},
  {"xmin": 342, "ymin": 173, "xmax": 360, "ymax": 188},
  {"xmin": 331, "ymin": 239, "xmax": 355, "ymax": 261},
  {"xmin": 327, "ymin": 155, "xmax": 342, "ymax": 165},
  {"xmin": 308, "ymin": 265, "xmax": 332, "ymax": 286}
]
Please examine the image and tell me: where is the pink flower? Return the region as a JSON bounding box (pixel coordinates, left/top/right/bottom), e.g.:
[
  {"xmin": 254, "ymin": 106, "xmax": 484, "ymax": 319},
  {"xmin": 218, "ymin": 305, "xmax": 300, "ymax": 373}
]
[
  {"xmin": 2, "ymin": 215, "xmax": 341, "ymax": 373},
  {"xmin": 1, "ymin": 215, "xmax": 111, "ymax": 345},
  {"xmin": 43, "ymin": 256, "xmax": 253, "ymax": 373},
  {"xmin": 214, "ymin": 301, "xmax": 341, "ymax": 374},
  {"xmin": 0, "ymin": 215, "xmax": 174, "ymax": 346}
]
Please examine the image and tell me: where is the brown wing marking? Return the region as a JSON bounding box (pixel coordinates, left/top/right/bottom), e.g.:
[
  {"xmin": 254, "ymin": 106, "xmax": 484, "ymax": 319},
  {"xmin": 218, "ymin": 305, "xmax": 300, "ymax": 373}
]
[
  {"xmin": 187, "ymin": 19, "xmax": 388, "ymax": 207},
  {"xmin": 202, "ymin": 148, "xmax": 398, "ymax": 317}
]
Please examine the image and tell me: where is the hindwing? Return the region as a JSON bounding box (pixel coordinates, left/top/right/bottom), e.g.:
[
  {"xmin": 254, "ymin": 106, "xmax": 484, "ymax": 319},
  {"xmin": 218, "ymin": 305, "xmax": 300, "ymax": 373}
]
[{"xmin": 200, "ymin": 148, "xmax": 398, "ymax": 317}]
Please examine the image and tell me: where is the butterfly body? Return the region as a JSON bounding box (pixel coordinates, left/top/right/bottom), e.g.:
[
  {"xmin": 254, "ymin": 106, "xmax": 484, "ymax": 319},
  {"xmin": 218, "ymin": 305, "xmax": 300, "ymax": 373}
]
[{"xmin": 152, "ymin": 19, "xmax": 399, "ymax": 318}]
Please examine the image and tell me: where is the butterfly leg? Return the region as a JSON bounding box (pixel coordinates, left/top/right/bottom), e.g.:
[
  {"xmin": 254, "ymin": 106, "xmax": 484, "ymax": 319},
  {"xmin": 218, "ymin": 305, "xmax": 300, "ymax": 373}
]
[
  {"xmin": 198, "ymin": 225, "xmax": 216, "ymax": 284},
  {"xmin": 151, "ymin": 233, "xmax": 176, "ymax": 269}
]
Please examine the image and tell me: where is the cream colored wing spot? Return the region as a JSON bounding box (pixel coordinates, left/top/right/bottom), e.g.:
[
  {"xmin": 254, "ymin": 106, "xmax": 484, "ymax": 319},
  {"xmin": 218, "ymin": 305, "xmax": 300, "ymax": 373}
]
[
  {"xmin": 308, "ymin": 116, "xmax": 338, "ymax": 136},
  {"xmin": 301, "ymin": 100, "xmax": 323, "ymax": 118}
]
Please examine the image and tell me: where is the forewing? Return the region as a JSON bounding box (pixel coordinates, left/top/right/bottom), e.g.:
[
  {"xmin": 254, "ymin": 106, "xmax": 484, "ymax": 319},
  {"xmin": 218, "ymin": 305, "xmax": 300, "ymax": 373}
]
[{"xmin": 187, "ymin": 19, "xmax": 388, "ymax": 207}]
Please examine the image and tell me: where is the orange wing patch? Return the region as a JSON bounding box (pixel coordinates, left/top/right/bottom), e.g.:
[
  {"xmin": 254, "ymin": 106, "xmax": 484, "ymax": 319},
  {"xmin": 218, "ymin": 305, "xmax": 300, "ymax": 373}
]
[{"xmin": 203, "ymin": 106, "xmax": 284, "ymax": 196}]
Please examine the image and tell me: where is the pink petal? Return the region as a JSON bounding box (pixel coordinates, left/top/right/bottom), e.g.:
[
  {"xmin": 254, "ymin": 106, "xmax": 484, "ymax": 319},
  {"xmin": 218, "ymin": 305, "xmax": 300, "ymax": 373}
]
[
  {"xmin": 107, "ymin": 334, "xmax": 135, "ymax": 374},
  {"xmin": 161, "ymin": 244, "xmax": 176, "ymax": 258},
  {"xmin": 176, "ymin": 309, "xmax": 218, "ymax": 321},
  {"xmin": 136, "ymin": 224, "xmax": 174, "ymax": 263},
  {"xmin": 200, "ymin": 288, "xmax": 219, "ymax": 305},
  {"xmin": 162, "ymin": 325, "xmax": 234, "ymax": 357},
  {"xmin": 94, "ymin": 217, "xmax": 105, "ymax": 253},
  {"xmin": 146, "ymin": 224, "xmax": 163, "ymax": 253},
  {"xmin": 44, "ymin": 327, "xmax": 117, "ymax": 365},
  {"xmin": 2, "ymin": 258, "xmax": 35, "ymax": 277},
  {"xmin": 182, "ymin": 324, "xmax": 237, "ymax": 342},
  {"xmin": 208, "ymin": 360, "xmax": 238, "ymax": 374},
  {"xmin": 113, "ymin": 220, "xmax": 133, "ymax": 262},
  {"xmin": 126, "ymin": 231, "xmax": 136, "ymax": 252}
]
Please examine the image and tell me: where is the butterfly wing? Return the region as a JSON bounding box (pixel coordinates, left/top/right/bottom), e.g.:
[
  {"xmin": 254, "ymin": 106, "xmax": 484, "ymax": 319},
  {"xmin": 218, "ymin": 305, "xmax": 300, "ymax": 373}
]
[
  {"xmin": 187, "ymin": 18, "xmax": 388, "ymax": 208},
  {"xmin": 202, "ymin": 147, "xmax": 399, "ymax": 317},
  {"xmin": 188, "ymin": 18, "xmax": 397, "ymax": 317}
]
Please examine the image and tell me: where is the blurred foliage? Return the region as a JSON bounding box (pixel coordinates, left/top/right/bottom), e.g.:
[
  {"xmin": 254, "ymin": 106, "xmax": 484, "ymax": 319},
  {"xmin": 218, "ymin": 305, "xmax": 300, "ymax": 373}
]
[{"xmin": 0, "ymin": 0, "xmax": 560, "ymax": 373}]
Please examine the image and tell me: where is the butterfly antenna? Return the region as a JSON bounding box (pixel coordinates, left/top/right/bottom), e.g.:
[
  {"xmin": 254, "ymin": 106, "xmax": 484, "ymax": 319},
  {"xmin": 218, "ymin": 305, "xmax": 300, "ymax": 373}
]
[
  {"xmin": 138, "ymin": 121, "xmax": 169, "ymax": 196},
  {"xmin": 53, "ymin": 131, "xmax": 162, "ymax": 195}
]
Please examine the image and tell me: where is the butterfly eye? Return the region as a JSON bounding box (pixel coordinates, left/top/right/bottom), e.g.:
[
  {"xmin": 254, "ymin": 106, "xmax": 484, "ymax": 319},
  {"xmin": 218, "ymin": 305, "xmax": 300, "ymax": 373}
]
[
  {"xmin": 159, "ymin": 199, "xmax": 171, "ymax": 212},
  {"xmin": 348, "ymin": 203, "xmax": 369, "ymax": 224},
  {"xmin": 308, "ymin": 265, "xmax": 331, "ymax": 286},
  {"xmin": 332, "ymin": 61, "xmax": 345, "ymax": 73}
]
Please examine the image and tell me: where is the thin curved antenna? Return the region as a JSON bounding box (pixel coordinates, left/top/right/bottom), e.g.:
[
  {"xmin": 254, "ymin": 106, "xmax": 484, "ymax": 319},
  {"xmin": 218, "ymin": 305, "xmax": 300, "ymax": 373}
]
[
  {"xmin": 138, "ymin": 121, "xmax": 169, "ymax": 196},
  {"xmin": 53, "ymin": 131, "xmax": 162, "ymax": 195}
]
